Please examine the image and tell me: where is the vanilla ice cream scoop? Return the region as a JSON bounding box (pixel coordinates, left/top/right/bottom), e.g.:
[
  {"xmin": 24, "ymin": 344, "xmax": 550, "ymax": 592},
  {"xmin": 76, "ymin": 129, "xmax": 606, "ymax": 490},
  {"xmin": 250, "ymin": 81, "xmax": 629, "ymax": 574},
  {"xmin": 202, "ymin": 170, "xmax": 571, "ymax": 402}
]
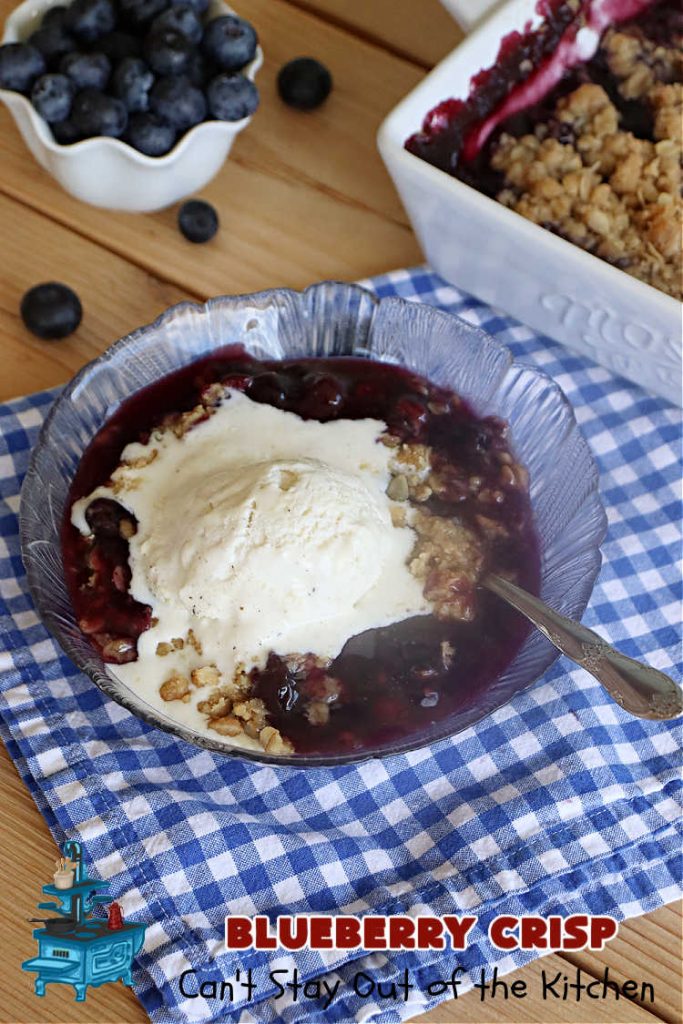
[
  {"xmin": 145, "ymin": 457, "xmax": 393, "ymax": 627},
  {"xmin": 72, "ymin": 389, "xmax": 430, "ymax": 729}
]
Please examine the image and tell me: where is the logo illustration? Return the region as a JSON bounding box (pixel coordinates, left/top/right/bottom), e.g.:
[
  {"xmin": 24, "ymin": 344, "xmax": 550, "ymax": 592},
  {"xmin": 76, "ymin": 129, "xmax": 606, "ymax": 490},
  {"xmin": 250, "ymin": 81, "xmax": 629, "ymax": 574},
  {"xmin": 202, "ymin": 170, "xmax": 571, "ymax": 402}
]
[{"xmin": 22, "ymin": 840, "xmax": 146, "ymax": 1002}]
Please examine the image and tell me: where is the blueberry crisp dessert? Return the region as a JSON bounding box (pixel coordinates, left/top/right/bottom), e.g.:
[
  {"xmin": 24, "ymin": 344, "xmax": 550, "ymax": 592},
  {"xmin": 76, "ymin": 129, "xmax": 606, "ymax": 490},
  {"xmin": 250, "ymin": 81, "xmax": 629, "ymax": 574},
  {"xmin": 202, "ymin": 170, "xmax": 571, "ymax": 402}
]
[
  {"xmin": 64, "ymin": 351, "xmax": 539, "ymax": 757},
  {"xmin": 0, "ymin": 0, "xmax": 259, "ymax": 156},
  {"xmin": 406, "ymin": 0, "xmax": 681, "ymax": 300}
]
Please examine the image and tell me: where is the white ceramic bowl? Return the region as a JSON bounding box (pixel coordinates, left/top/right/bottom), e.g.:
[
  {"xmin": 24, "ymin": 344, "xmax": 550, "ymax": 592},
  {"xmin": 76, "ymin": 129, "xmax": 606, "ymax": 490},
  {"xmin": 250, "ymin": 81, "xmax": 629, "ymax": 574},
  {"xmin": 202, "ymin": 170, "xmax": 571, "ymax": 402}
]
[
  {"xmin": 378, "ymin": 0, "xmax": 681, "ymax": 405},
  {"xmin": 1, "ymin": 0, "xmax": 262, "ymax": 211}
]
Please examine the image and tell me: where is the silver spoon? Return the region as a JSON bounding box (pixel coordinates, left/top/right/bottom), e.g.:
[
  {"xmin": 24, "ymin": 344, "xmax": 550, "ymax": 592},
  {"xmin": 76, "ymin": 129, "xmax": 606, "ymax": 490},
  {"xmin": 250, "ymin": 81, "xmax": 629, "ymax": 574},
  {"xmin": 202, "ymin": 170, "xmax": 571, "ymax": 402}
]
[{"xmin": 485, "ymin": 574, "xmax": 683, "ymax": 720}]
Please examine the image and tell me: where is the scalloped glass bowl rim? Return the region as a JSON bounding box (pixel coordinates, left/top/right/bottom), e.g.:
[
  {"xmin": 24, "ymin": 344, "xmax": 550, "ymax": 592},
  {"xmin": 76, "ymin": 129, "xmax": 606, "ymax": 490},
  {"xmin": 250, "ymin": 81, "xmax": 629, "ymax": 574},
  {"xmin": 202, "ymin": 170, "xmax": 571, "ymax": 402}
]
[{"xmin": 19, "ymin": 282, "xmax": 608, "ymax": 767}]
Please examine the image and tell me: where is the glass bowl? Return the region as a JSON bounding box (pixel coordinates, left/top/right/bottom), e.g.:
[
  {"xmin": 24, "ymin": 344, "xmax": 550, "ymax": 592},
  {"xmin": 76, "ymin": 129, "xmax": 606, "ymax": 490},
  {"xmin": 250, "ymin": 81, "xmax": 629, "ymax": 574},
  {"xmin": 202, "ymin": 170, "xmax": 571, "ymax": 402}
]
[{"xmin": 19, "ymin": 282, "xmax": 607, "ymax": 766}]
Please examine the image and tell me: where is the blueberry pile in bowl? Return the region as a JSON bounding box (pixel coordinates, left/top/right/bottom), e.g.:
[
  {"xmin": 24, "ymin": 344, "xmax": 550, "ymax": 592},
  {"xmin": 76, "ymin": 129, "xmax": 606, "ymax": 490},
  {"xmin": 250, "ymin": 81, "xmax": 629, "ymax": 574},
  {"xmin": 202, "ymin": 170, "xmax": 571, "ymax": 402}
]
[{"xmin": 0, "ymin": 0, "xmax": 259, "ymax": 156}]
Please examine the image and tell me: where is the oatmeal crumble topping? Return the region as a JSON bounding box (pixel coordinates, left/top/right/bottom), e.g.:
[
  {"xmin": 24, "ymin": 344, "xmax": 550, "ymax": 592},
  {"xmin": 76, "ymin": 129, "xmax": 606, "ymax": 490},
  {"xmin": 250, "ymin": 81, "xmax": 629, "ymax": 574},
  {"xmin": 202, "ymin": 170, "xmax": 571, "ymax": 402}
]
[
  {"xmin": 159, "ymin": 673, "xmax": 191, "ymax": 703},
  {"xmin": 409, "ymin": 510, "xmax": 484, "ymax": 622},
  {"xmin": 440, "ymin": 640, "xmax": 456, "ymax": 669},
  {"xmin": 259, "ymin": 726, "xmax": 294, "ymax": 755},
  {"xmin": 119, "ymin": 518, "xmax": 136, "ymax": 540},
  {"xmin": 603, "ymin": 20, "xmax": 682, "ymax": 102},
  {"xmin": 159, "ymin": 662, "xmax": 294, "ymax": 753},
  {"xmin": 207, "ymin": 715, "xmax": 243, "ymax": 737},
  {"xmin": 306, "ymin": 701, "xmax": 331, "ymax": 726},
  {"xmin": 191, "ymin": 664, "xmax": 220, "ymax": 688},
  {"xmin": 97, "ymin": 636, "xmax": 135, "ymax": 661},
  {"xmin": 490, "ymin": 17, "xmax": 682, "ymax": 299},
  {"xmin": 186, "ymin": 629, "xmax": 202, "ymax": 655},
  {"xmin": 123, "ymin": 449, "xmax": 158, "ymax": 470},
  {"xmin": 155, "ymin": 637, "xmax": 185, "ymax": 656},
  {"xmin": 196, "ymin": 673, "xmax": 250, "ymax": 718},
  {"xmin": 232, "ymin": 698, "xmax": 268, "ymax": 736},
  {"xmin": 386, "ymin": 439, "xmax": 488, "ymax": 621},
  {"xmin": 383, "ymin": 438, "xmax": 532, "ymax": 623}
]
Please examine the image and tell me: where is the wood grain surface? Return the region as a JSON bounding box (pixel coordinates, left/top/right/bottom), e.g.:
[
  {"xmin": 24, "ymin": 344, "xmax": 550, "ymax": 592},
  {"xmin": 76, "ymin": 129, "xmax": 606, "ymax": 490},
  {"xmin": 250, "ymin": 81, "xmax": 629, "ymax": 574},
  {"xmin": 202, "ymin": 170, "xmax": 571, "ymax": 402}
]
[{"xmin": 0, "ymin": 0, "xmax": 680, "ymax": 1021}]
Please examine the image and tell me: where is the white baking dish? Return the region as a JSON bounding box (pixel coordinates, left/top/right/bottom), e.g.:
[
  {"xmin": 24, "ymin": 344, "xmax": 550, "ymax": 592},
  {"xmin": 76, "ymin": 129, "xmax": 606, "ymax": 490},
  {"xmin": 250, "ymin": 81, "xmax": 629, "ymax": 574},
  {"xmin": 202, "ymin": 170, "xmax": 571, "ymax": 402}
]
[{"xmin": 377, "ymin": 0, "xmax": 681, "ymax": 405}]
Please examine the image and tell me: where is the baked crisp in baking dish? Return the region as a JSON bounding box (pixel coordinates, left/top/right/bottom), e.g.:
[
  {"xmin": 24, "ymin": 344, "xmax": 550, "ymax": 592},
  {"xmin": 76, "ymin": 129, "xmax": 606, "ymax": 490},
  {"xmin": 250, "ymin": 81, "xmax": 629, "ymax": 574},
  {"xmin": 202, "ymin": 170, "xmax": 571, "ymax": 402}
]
[{"xmin": 407, "ymin": 0, "xmax": 682, "ymax": 299}]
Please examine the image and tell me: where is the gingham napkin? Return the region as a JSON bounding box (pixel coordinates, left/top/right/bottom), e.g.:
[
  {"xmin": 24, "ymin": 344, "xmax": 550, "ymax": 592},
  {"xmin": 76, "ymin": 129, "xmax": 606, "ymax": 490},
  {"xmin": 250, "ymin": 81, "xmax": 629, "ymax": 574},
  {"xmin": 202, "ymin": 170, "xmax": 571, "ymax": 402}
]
[{"xmin": 0, "ymin": 267, "xmax": 681, "ymax": 1024}]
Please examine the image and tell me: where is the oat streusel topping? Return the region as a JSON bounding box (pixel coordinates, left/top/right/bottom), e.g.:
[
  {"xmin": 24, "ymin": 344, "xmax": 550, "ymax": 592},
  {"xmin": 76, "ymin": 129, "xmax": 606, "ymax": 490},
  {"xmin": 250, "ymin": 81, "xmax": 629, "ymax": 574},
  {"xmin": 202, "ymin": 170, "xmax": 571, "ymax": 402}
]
[{"xmin": 490, "ymin": 17, "xmax": 682, "ymax": 300}]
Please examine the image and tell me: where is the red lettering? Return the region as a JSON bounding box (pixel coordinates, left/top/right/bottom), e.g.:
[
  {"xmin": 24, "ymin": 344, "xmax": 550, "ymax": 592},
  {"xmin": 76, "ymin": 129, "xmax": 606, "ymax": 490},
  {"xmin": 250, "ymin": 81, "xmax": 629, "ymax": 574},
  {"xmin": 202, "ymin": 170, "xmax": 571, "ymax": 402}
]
[
  {"xmin": 336, "ymin": 917, "xmax": 361, "ymax": 949},
  {"xmin": 279, "ymin": 915, "xmax": 308, "ymax": 950},
  {"xmin": 225, "ymin": 916, "xmax": 253, "ymax": 950},
  {"xmin": 442, "ymin": 915, "xmax": 476, "ymax": 950},
  {"xmin": 489, "ymin": 915, "xmax": 518, "ymax": 950},
  {"xmin": 363, "ymin": 916, "xmax": 387, "ymax": 949},
  {"xmin": 520, "ymin": 917, "xmax": 547, "ymax": 949},
  {"xmin": 387, "ymin": 917, "xmax": 416, "ymax": 949},
  {"xmin": 254, "ymin": 915, "xmax": 277, "ymax": 949},
  {"xmin": 547, "ymin": 916, "xmax": 562, "ymax": 948},
  {"xmin": 416, "ymin": 918, "xmax": 445, "ymax": 950},
  {"xmin": 309, "ymin": 916, "xmax": 333, "ymax": 949},
  {"xmin": 563, "ymin": 914, "xmax": 589, "ymax": 950},
  {"xmin": 590, "ymin": 916, "xmax": 618, "ymax": 949}
]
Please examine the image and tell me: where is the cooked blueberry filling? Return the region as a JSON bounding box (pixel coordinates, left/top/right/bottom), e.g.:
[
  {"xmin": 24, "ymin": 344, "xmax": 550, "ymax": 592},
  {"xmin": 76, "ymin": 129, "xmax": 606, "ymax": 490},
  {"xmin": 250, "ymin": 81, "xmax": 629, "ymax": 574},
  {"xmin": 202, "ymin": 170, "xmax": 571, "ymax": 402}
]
[
  {"xmin": 406, "ymin": 0, "xmax": 681, "ymax": 299},
  {"xmin": 63, "ymin": 348, "xmax": 539, "ymax": 755}
]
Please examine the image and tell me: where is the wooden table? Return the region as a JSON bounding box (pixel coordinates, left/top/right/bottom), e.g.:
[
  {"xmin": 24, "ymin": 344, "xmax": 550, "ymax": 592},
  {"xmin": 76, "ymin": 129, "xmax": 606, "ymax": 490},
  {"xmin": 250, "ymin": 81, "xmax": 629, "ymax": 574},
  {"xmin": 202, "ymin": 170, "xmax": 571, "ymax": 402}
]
[{"xmin": 0, "ymin": 1, "xmax": 680, "ymax": 1021}]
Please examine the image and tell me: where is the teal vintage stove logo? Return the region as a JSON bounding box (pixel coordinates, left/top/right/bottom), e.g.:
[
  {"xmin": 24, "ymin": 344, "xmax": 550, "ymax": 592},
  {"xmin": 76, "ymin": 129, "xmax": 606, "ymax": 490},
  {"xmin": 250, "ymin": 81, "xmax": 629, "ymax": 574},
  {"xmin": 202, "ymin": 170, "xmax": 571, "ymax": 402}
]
[{"xmin": 22, "ymin": 840, "xmax": 146, "ymax": 1002}]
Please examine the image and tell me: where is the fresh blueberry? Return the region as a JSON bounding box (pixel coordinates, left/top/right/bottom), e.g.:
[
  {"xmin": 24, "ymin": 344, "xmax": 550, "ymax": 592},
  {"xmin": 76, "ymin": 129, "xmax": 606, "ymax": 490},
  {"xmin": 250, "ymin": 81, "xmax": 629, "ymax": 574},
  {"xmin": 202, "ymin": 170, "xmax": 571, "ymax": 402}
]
[
  {"xmin": 20, "ymin": 282, "xmax": 82, "ymax": 339},
  {"xmin": 277, "ymin": 58, "xmax": 332, "ymax": 110},
  {"xmin": 0, "ymin": 43, "xmax": 46, "ymax": 93},
  {"xmin": 84, "ymin": 497, "xmax": 128, "ymax": 537},
  {"xmin": 206, "ymin": 72, "xmax": 258, "ymax": 121},
  {"xmin": 31, "ymin": 72, "xmax": 75, "ymax": 122},
  {"xmin": 51, "ymin": 117, "xmax": 81, "ymax": 144},
  {"xmin": 185, "ymin": 48, "xmax": 209, "ymax": 87},
  {"xmin": 201, "ymin": 15, "xmax": 257, "ymax": 72},
  {"xmin": 42, "ymin": 6, "xmax": 69, "ymax": 31},
  {"xmin": 60, "ymin": 50, "xmax": 111, "ymax": 90},
  {"xmin": 65, "ymin": 0, "xmax": 116, "ymax": 43},
  {"xmin": 149, "ymin": 75, "xmax": 205, "ymax": 129},
  {"xmin": 112, "ymin": 56, "xmax": 153, "ymax": 111},
  {"xmin": 28, "ymin": 25, "xmax": 75, "ymax": 69},
  {"xmin": 126, "ymin": 111, "xmax": 176, "ymax": 155},
  {"xmin": 72, "ymin": 87, "xmax": 128, "ymax": 136},
  {"xmin": 144, "ymin": 28, "xmax": 193, "ymax": 76},
  {"xmin": 169, "ymin": 0, "xmax": 208, "ymax": 14},
  {"xmin": 96, "ymin": 30, "xmax": 143, "ymax": 61},
  {"xmin": 119, "ymin": 0, "xmax": 169, "ymax": 29},
  {"xmin": 151, "ymin": 4, "xmax": 202, "ymax": 44},
  {"xmin": 177, "ymin": 199, "xmax": 218, "ymax": 242},
  {"xmin": 248, "ymin": 371, "xmax": 291, "ymax": 408}
]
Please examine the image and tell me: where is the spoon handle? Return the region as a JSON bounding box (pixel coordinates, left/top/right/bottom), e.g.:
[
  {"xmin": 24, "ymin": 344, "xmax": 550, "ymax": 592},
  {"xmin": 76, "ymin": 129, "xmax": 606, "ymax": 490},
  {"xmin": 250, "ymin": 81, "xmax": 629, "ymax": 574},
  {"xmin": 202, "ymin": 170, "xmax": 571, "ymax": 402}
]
[{"xmin": 485, "ymin": 574, "xmax": 683, "ymax": 720}]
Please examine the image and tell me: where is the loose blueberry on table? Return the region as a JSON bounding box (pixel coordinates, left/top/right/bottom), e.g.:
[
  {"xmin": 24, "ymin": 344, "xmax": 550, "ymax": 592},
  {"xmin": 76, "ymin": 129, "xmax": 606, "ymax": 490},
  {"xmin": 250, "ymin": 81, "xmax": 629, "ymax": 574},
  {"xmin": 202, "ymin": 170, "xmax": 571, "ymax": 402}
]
[
  {"xmin": 277, "ymin": 57, "xmax": 332, "ymax": 110},
  {"xmin": 21, "ymin": 282, "xmax": 83, "ymax": 339},
  {"xmin": 0, "ymin": 0, "xmax": 260, "ymax": 157},
  {"xmin": 63, "ymin": 349, "xmax": 539, "ymax": 757},
  {"xmin": 177, "ymin": 198, "xmax": 219, "ymax": 242}
]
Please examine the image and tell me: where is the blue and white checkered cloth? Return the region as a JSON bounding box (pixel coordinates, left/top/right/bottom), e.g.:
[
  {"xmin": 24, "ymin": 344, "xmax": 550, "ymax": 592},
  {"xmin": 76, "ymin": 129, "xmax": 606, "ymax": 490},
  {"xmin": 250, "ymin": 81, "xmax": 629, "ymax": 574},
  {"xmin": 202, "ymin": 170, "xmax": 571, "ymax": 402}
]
[{"xmin": 1, "ymin": 267, "xmax": 681, "ymax": 1024}]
